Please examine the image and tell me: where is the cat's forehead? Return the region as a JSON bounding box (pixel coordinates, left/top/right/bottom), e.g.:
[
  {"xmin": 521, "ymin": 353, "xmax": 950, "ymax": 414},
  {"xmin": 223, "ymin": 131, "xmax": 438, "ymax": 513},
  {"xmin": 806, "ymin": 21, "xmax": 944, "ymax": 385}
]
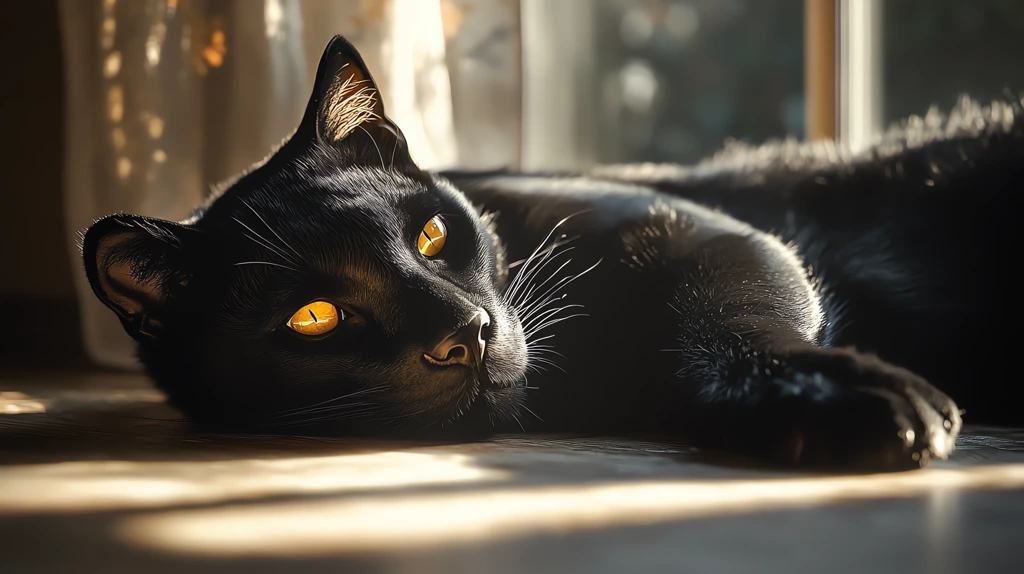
[
  {"xmin": 270, "ymin": 163, "xmax": 429, "ymax": 212},
  {"xmin": 208, "ymin": 163, "xmax": 429, "ymax": 230},
  {"xmin": 308, "ymin": 164, "xmax": 428, "ymax": 202}
]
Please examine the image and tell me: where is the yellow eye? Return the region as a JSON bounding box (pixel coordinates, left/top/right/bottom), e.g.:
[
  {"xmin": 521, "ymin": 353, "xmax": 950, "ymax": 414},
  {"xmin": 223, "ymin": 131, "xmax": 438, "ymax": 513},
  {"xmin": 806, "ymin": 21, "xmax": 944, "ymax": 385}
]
[
  {"xmin": 418, "ymin": 215, "xmax": 447, "ymax": 257},
  {"xmin": 287, "ymin": 301, "xmax": 341, "ymax": 336}
]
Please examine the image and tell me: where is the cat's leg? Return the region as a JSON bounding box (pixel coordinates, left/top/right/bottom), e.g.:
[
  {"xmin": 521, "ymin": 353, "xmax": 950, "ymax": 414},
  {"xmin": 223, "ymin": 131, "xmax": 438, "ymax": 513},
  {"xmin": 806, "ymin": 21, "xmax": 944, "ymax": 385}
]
[{"xmin": 662, "ymin": 231, "xmax": 961, "ymax": 469}]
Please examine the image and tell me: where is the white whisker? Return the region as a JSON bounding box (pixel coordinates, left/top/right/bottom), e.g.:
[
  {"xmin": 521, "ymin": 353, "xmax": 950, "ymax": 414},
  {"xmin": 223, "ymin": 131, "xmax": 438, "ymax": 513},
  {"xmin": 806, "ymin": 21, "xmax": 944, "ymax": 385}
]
[
  {"xmin": 233, "ymin": 261, "xmax": 300, "ymax": 273},
  {"xmin": 274, "ymin": 385, "xmax": 388, "ymax": 417},
  {"xmin": 241, "ymin": 200, "xmax": 309, "ymax": 265},
  {"xmin": 357, "ymin": 124, "xmax": 386, "ymax": 170}
]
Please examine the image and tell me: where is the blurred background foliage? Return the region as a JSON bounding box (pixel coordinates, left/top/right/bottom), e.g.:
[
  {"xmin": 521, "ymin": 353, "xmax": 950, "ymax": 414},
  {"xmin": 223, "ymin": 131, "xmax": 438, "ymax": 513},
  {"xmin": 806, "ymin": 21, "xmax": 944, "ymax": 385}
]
[
  {"xmin": 596, "ymin": 0, "xmax": 804, "ymax": 164},
  {"xmin": 594, "ymin": 0, "xmax": 1024, "ymax": 164},
  {"xmin": 883, "ymin": 0, "xmax": 1024, "ymax": 123}
]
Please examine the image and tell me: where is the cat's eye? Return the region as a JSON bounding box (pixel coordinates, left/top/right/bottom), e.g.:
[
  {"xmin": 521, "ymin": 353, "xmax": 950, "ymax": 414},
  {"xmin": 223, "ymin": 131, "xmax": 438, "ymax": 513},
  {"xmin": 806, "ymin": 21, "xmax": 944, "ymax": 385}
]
[
  {"xmin": 418, "ymin": 215, "xmax": 447, "ymax": 257},
  {"xmin": 287, "ymin": 301, "xmax": 342, "ymax": 336}
]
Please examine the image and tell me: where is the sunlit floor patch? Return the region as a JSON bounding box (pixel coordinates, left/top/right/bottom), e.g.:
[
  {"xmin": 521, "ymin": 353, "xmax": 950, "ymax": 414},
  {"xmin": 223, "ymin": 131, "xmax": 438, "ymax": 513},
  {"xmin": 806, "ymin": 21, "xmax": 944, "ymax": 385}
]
[
  {"xmin": 0, "ymin": 386, "xmax": 165, "ymax": 415},
  {"xmin": 119, "ymin": 463, "xmax": 1024, "ymax": 557},
  {"xmin": 0, "ymin": 391, "xmax": 47, "ymax": 414},
  {"xmin": 0, "ymin": 452, "xmax": 502, "ymax": 514}
]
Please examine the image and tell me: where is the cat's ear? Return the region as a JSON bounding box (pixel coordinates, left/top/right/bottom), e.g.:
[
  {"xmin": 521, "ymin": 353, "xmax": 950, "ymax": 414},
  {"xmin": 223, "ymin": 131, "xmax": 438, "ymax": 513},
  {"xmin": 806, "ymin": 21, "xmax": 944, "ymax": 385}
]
[
  {"xmin": 82, "ymin": 214, "xmax": 200, "ymax": 342},
  {"xmin": 301, "ymin": 35, "xmax": 417, "ymax": 170}
]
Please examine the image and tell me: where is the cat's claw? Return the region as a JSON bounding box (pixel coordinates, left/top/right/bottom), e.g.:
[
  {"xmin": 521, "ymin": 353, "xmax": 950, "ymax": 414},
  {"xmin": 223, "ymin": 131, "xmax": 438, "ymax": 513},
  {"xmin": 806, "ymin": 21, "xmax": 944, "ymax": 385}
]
[{"xmin": 772, "ymin": 349, "xmax": 963, "ymax": 470}]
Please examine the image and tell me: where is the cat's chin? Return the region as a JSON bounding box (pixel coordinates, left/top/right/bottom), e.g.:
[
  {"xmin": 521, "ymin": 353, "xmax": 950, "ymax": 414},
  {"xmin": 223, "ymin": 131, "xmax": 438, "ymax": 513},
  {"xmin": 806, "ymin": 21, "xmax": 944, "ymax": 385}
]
[
  {"xmin": 381, "ymin": 375, "xmax": 528, "ymax": 440},
  {"xmin": 314, "ymin": 393, "xmax": 512, "ymax": 442},
  {"xmin": 425, "ymin": 386, "xmax": 528, "ymax": 440}
]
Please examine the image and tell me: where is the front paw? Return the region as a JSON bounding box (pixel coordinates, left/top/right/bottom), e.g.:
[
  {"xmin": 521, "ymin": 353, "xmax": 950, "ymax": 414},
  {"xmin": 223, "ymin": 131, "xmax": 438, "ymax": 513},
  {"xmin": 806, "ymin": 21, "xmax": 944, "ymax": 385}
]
[{"xmin": 773, "ymin": 348, "xmax": 962, "ymax": 469}]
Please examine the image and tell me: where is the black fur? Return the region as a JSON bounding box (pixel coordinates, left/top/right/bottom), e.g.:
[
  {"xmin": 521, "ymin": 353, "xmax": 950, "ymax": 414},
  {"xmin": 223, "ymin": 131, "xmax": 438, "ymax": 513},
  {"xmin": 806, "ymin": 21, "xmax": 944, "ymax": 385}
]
[{"xmin": 83, "ymin": 36, "xmax": 1023, "ymax": 470}]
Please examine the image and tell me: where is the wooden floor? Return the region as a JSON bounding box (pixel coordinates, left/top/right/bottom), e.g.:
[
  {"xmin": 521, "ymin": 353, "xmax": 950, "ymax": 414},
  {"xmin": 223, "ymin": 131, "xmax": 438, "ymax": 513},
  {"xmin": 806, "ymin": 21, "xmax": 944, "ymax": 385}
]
[{"xmin": 1, "ymin": 370, "xmax": 1023, "ymax": 573}]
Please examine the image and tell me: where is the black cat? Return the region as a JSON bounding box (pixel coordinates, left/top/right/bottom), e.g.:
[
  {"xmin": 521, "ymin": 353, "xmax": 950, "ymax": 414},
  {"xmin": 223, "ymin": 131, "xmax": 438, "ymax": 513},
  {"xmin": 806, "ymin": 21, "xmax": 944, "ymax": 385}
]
[{"xmin": 83, "ymin": 36, "xmax": 1022, "ymax": 469}]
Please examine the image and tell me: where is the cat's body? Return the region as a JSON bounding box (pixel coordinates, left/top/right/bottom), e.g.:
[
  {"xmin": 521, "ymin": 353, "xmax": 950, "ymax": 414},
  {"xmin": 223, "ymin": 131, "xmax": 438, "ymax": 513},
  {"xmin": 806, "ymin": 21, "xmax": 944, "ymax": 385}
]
[
  {"xmin": 448, "ymin": 100, "xmax": 1023, "ymax": 431},
  {"xmin": 83, "ymin": 36, "xmax": 1022, "ymax": 470}
]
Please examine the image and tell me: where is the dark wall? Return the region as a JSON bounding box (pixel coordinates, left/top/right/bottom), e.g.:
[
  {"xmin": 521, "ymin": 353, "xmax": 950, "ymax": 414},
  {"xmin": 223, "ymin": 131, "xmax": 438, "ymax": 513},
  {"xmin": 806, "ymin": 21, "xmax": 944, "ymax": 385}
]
[
  {"xmin": 0, "ymin": 0, "xmax": 84, "ymax": 364},
  {"xmin": 1, "ymin": 0, "xmax": 71, "ymax": 298}
]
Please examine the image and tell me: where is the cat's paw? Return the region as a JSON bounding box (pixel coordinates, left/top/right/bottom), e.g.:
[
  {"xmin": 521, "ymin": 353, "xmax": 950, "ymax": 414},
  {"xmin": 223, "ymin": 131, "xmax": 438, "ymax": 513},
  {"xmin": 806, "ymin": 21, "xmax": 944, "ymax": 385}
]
[{"xmin": 772, "ymin": 348, "xmax": 962, "ymax": 469}]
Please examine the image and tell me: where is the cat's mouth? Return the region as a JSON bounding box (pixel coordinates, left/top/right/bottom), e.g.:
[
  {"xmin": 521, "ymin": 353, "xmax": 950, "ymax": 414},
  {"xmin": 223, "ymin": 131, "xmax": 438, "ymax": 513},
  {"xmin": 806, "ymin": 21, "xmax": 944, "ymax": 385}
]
[
  {"xmin": 409, "ymin": 306, "xmax": 527, "ymax": 429},
  {"xmin": 420, "ymin": 351, "xmax": 526, "ymax": 429},
  {"xmin": 468, "ymin": 357, "xmax": 531, "ymax": 428}
]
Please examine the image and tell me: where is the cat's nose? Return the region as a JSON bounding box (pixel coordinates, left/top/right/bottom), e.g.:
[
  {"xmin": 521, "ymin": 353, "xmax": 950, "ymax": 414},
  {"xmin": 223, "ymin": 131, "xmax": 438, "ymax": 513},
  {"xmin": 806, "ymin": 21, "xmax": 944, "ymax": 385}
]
[{"xmin": 425, "ymin": 309, "xmax": 491, "ymax": 369}]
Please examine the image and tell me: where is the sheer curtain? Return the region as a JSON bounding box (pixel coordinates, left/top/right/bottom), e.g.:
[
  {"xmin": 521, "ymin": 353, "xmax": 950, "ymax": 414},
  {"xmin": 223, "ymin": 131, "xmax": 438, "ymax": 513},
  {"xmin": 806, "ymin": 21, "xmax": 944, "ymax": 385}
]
[{"xmin": 61, "ymin": 0, "xmax": 521, "ymax": 368}]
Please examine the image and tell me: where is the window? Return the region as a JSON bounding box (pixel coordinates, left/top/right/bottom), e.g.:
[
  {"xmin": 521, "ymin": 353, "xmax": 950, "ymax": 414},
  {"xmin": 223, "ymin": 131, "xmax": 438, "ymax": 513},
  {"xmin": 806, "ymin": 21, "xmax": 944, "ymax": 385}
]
[{"xmin": 594, "ymin": 0, "xmax": 806, "ymax": 164}]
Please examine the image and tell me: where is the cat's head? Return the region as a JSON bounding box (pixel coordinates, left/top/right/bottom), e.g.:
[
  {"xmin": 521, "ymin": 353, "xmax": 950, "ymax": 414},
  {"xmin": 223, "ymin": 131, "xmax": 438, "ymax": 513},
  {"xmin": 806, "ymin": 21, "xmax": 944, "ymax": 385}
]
[{"xmin": 82, "ymin": 36, "xmax": 528, "ymax": 436}]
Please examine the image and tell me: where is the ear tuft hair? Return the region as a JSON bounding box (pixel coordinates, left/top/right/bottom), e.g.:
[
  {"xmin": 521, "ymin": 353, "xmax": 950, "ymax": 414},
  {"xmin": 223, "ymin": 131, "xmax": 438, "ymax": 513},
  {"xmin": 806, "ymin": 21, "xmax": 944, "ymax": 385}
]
[
  {"xmin": 293, "ymin": 35, "xmax": 418, "ymax": 171},
  {"xmin": 321, "ymin": 62, "xmax": 383, "ymax": 143}
]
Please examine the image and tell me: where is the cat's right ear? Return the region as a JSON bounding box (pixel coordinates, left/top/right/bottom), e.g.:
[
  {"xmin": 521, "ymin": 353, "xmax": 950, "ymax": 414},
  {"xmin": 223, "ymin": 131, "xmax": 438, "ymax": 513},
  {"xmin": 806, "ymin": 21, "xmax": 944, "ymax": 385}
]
[
  {"xmin": 297, "ymin": 35, "xmax": 418, "ymax": 171},
  {"xmin": 82, "ymin": 214, "xmax": 200, "ymax": 342}
]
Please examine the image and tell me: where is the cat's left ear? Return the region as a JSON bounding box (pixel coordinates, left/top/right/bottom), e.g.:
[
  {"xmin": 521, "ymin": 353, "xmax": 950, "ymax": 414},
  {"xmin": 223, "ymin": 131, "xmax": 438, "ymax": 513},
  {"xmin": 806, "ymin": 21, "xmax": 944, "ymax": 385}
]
[
  {"xmin": 301, "ymin": 35, "xmax": 417, "ymax": 170},
  {"xmin": 82, "ymin": 214, "xmax": 200, "ymax": 342}
]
